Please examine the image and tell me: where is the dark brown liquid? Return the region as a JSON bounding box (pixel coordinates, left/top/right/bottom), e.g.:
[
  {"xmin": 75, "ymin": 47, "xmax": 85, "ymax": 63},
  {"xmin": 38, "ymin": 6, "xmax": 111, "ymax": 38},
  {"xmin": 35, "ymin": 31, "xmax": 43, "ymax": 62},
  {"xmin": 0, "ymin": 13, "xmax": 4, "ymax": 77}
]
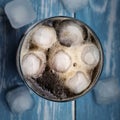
[{"xmin": 36, "ymin": 66, "xmax": 75, "ymax": 99}]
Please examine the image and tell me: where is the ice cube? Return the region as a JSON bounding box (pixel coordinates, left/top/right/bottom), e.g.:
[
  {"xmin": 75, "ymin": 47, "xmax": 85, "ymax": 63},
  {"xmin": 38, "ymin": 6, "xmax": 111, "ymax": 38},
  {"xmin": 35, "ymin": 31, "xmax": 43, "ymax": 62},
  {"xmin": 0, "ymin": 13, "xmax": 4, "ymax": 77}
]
[
  {"xmin": 81, "ymin": 43, "xmax": 100, "ymax": 68},
  {"xmin": 6, "ymin": 86, "xmax": 34, "ymax": 113},
  {"xmin": 65, "ymin": 72, "xmax": 91, "ymax": 94},
  {"xmin": 52, "ymin": 51, "xmax": 71, "ymax": 72},
  {"xmin": 61, "ymin": 0, "xmax": 89, "ymax": 12},
  {"xmin": 22, "ymin": 53, "xmax": 41, "ymax": 77},
  {"xmin": 94, "ymin": 78, "xmax": 120, "ymax": 104},
  {"xmin": 5, "ymin": 0, "xmax": 36, "ymax": 29}
]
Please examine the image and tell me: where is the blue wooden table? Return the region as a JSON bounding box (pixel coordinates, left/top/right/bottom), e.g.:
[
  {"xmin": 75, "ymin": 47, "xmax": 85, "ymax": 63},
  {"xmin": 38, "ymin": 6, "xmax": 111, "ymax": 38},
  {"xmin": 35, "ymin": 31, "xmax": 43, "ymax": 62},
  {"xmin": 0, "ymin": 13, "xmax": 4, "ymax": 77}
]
[{"xmin": 0, "ymin": 0, "xmax": 120, "ymax": 120}]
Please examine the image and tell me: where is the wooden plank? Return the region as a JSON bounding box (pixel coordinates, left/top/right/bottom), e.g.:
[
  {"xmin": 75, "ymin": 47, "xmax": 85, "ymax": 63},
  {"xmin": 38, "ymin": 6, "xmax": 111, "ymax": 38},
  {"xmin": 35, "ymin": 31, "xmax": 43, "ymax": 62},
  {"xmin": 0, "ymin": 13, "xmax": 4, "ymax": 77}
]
[
  {"xmin": 75, "ymin": 0, "xmax": 120, "ymax": 120},
  {"xmin": 0, "ymin": 0, "xmax": 75, "ymax": 120}
]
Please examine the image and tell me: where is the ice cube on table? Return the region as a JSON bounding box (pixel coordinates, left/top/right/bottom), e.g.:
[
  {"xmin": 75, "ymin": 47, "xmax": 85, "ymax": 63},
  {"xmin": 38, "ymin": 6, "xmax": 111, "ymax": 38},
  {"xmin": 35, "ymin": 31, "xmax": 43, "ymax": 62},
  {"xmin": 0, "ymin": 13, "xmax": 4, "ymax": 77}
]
[
  {"xmin": 5, "ymin": 0, "xmax": 36, "ymax": 29},
  {"xmin": 94, "ymin": 78, "xmax": 120, "ymax": 104},
  {"xmin": 61, "ymin": 0, "xmax": 89, "ymax": 12},
  {"xmin": 6, "ymin": 86, "xmax": 34, "ymax": 113}
]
